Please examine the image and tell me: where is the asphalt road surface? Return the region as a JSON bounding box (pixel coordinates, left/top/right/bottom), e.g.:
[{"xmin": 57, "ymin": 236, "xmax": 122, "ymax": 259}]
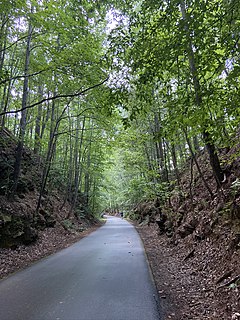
[{"xmin": 0, "ymin": 216, "xmax": 161, "ymax": 320}]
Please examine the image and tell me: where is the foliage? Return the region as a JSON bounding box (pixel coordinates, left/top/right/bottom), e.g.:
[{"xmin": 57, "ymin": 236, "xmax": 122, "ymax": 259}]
[{"xmin": 1, "ymin": 0, "xmax": 240, "ymax": 217}]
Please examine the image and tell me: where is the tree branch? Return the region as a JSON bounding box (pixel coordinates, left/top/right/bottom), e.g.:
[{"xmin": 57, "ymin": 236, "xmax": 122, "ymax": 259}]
[
  {"xmin": 0, "ymin": 77, "xmax": 109, "ymax": 116},
  {"xmin": 0, "ymin": 69, "xmax": 48, "ymax": 86},
  {"xmin": 0, "ymin": 31, "xmax": 45, "ymax": 54}
]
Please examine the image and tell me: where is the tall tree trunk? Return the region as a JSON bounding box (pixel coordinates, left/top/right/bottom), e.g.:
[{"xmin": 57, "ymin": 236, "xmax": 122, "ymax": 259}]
[
  {"xmin": 0, "ymin": 82, "xmax": 7, "ymax": 127},
  {"xmin": 0, "ymin": 17, "xmax": 9, "ymax": 128},
  {"xmin": 0, "ymin": 14, "xmax": 8, "ymax": 72},
  {"xmin": 144, "ymin": 142, "xmax": 154, "ymax": 174},
  {"xmin": 171, "ymin": 142, "xmax": 180, "ymax": 186},
  {"xmin": 40, "ymin": 92, "xmax": 51, "ymax": 140},
  {"xmin": 153, "ymin": 112, "xmax": 166, "ymax": 181},
  {"xmin": 150, "ymin": 112, "xmax": 167, "ymax": 182},
  {"xmin": 84, "ymin": 151, "xmax": 91, "ymax": 212},
  {"xmin": 183, "ymin": 128, "xmax": 213, "ymax": 198},
  {"xmin": 35, "ymin": 98, "xmax": 57, "ymax": 214},
  {"xmin": 83, "ymin": 120, "xmax": 93, "ymax": 214},
  {"xmin": 2, "ymin": 47, "xmax": 20, "ymax": 128},
  {"xmin": 34, "ymin": 86, "xmax": 43, "ymax": 154},
  {"xmin": 11, "ymin": 20, "xmax": 33, "ymax": 195},
  {"xmin": 35, "ymin": 97, "xmax": 71, "ymax": 215},
  {"xmin": 162, "ymin": 138, "xmax": 169, "ymax": 183},
  {"xmin": 61, "ymin": 125, "xmax": 74, "ymax": 212},
  {"xmin": 69, "ymin": 115, "xmax": 86, "ymax": 216},
  {"xmin": 180, "ymin": 0, "xmax": 224, "ymax": 187}
]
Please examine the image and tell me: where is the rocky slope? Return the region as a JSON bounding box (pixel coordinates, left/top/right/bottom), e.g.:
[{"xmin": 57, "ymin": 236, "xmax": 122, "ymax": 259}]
[
  {"xmin": 0, "ymin": 221, "xmax": 101, "ymax": 280},
  {"xmin": 0, "ymin": 127, "xmax": 96, "ymax": 249},
  {"xmin": 134, "ymin": 147, "xmax": 240, "ymax": 319}
]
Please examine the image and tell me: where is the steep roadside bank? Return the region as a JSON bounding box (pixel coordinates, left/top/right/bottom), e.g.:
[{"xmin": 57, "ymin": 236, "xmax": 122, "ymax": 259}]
[
  {"xmin": 134, "ymin": 147, "xmax": 240, "ymax": 320},
  {"xmin": 137, "ymin": 214, "xmax": 240, "ymax": 320},
  {"xmin": 0, "ymin": 127, "xmax": 103, "ymax": 277},
  {"xmin": 0, "ymin": 221, "xmax": 103, "ymax": 280}
]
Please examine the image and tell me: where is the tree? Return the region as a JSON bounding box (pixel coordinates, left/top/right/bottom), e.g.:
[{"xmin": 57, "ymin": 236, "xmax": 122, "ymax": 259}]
[
  {"xmin": 11, "ymin": 6, "xmax": 33, "ymax": 194},
  {"xmin": 0, "ymin": 0, "xmax": 112, "ymax": 217},
  {"xmin": 107, "ymin": 0, "xmax": 240, "ymax": 195}
]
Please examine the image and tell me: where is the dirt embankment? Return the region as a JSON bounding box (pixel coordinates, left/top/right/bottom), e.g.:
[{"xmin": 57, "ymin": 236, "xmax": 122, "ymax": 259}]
[
  {"xmin": 0, "ymin": 127, "xmax": 102, "ymax": 279},
  {"xmin": 135, "ymin": 149, "xmax": 240, "ymax": 320},
  {"xmin": 138, "ymin": 222, "xmax": 239, "ymax": 320},
  {"xmin": 0, "ymin": 221, "xmax": 102, "ymax": 280}
]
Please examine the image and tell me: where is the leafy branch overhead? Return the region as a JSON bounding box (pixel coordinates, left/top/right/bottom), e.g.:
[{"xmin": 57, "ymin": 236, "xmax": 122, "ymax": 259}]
[
  {"xmin": 0, "ymin": 0, "xmax": 240, "ymax": 214},
  {"xmin": 0, "ymin": 77, "xmax": 109, "ymax": 116}
]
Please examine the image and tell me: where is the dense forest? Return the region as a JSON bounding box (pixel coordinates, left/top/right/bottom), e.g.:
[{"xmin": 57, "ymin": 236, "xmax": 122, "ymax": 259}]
[
  {"xmin": 0, "ymin": 0, "xmax": 240, "ymax": 317},
  {"xmin": 1, "ymin": 0, "xmax": 240, "ymax": 214}
]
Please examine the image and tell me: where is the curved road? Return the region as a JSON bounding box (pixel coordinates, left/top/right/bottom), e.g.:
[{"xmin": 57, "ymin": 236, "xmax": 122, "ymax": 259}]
[{"xmin": 0, "ymin": 216, "xmax": 161, "ymax": 320}]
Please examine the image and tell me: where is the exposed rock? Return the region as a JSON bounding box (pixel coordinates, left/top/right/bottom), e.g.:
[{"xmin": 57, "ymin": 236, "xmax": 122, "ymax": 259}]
[
  {"xmin": 0, "ymin": 221, "xmax": 102, "ymax": 280},
  {"xmin": 0, "ymin": 212, "xmax": 38, "ymax": 248},
  {"xmin": 134, "ymin": 199, "xmax": 161, "ymax": 224},
  {"xmin": 22, "ymin": 226, "xmax": 38, "ymax": 245},
  {"xmin": 0, "ymin": 128, "xmax": 58, "ymax": 248},
  {"xmin": 177, "ymin": 218, "xmax": 198, "ymax": 238},
  {"xmin": 39, "ymin": 209, "xmax": 56, "ymax": 228},
  {"xmin": 156, "ymin": 213, "xmax": 167, "ymax": 234},
  {"xmin": 230, "ymin": 201, "xmax": 240, "ymax": 220}
]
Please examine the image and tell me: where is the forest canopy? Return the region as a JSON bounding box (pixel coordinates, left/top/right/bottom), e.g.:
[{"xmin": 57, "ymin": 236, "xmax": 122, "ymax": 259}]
[{"xmin": 0, "ymin": 0, "xmax": 239, "ymax": 215}]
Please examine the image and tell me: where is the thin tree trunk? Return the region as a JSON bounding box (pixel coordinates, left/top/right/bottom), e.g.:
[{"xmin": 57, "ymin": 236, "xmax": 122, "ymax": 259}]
[
  {"xmin": 60, "ymin": 130, "xmax": 73, "ymax": 212},
  {"xmin": 35, "ymin": 98, "xmax": 57, "ymax": 214},
  {"xmin": 91, "ymin": 179, "xmax": 97, "ymax": 214},
  {"xmin": 83, "ymin": 120, "xmax": 93, "ymax": 214},
  {"xmin": 69, "ymin": 115, "xmax": 86, "ymax": 216},
  {"xmin": 153, "ymin": 112, "xmax": 166, "ymax": 180},
  {"xmin": 183, "ymin": 128, "xmax": 213, "ymax": 198},
  {"xmin": 11, "ymin": 20, "xmax": 33, "ymax": 195},
  {"xmin": 171, "ymin": 143, "xmax": 180, "ymax": 186},
  {"xmin": 84, "ymin": 152, "xmax": 91, "ymax": 212},
  {"xmin": 35, "ymin": 100, "xmax": 69, "ymax": 215},
  {"xmin": 40, "ymin": 92, "xmax": 51, "ymax": 139},
  {"xmin": 180, "ymin": 0, "xmax": 224, "ymax": 187},
  {"xmin": 0, "ymin": 14, "xmax": 8, "ymax": 72},
  {"xmin": 2, "ymin": 48, "xmax": 20, "ymax": 128},
  {"xmin": 162, "ymin": 138, "xmax": 169, "ymax": 183},
  {"xmin": 34, "ymin": 86, "xmax": 43, "ymax": 154},
  {"xmin": 144, "ymin": 142, "xmax": 154, "ymax": 174},
  {"xmin": 0, "ymin": 82, "xmax": 7, "ymax": 127}
]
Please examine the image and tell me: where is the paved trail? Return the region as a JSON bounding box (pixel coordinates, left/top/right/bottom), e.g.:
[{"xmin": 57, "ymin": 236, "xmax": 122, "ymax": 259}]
[{"xmin": 0, "ymin": 216, "xmax": 161, "ymax": 320}]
